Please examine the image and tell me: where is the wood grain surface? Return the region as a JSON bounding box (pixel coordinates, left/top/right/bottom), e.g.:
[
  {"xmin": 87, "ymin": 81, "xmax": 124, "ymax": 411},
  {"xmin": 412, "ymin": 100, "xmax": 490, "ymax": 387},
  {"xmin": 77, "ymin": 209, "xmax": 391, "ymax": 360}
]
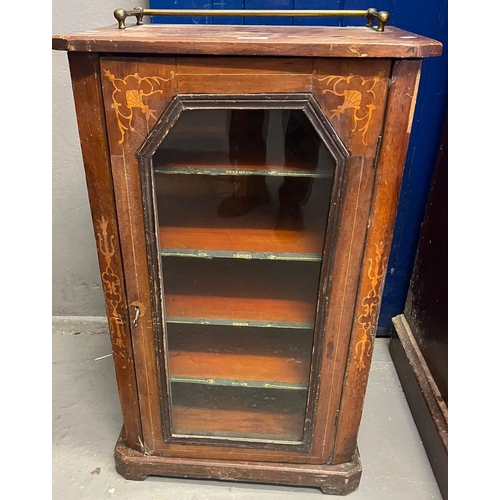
[
  {"xmin": 53, "ymin": 24, "xmax": 442, "ymax": 58},
  {"xmin": 168, "ymin": 324, "xmax": 313, "ymax": 384},
  {"xmin": 68, "ymin": 53, "xmax": 143, "ymax": 452}
]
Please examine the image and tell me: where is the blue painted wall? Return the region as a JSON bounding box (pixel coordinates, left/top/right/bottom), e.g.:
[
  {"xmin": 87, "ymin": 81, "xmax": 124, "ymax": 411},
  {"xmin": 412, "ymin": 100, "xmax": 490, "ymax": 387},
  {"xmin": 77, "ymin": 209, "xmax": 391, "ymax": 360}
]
[{"xmin": 149, "ymin": 1, "xmax": 448, "ymax": 337}]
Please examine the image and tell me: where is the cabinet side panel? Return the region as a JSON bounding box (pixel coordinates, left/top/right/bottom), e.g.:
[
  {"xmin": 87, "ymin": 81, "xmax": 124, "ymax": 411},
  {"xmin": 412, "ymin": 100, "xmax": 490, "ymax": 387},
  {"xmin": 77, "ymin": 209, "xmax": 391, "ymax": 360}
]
[
  {"xmin": 67, "ymin": 52, "xmax": 143, "ymax": 451},
  {"xmin": 333, "ymin": 59, "xmax": 423, "ymax": 464},
  {"xmin": 311, "ymin": 59, "xmax": 391, "ymax": 461}
]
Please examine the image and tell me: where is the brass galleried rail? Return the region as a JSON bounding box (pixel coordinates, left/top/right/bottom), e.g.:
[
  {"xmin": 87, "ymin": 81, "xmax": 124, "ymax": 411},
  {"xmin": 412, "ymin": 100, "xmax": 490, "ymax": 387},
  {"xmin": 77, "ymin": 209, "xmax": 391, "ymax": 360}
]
[{"xmin": 114, "ymin": 7, "xmax": 390, "ymax": 32}]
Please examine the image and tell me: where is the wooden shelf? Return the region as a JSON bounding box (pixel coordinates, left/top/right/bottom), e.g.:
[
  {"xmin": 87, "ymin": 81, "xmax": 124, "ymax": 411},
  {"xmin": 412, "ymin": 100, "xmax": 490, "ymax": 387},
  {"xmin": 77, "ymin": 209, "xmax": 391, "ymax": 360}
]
[
  {"xmin": 168, "ymin": 324, "xmax": 313, "ymax": 386},
  {"xmin": 170, "ymin": 377, "xmax": 307, "ymax": 390},
  {"xmin": 157, "ymin": 194, "xmax": 329, "ymax": 261},
  {"xmin": 172, "ymin": 406, "xmax": 304, "ymax": 442},
  {"xmin": 170, "ymin": 383, "xmax": 307, "ymax": 442},
  {"xmin": 154, "ymin": 149, "xmax": 332, "ymax": 178},
  {"xmin": 163, "ymin": 257, "xmax": 321, "ymax": 329}
]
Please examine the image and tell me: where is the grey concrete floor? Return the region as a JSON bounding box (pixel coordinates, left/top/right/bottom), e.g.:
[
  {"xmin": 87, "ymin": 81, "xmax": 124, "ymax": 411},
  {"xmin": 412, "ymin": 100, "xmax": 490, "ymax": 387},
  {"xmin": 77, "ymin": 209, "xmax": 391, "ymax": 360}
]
[{"xmin": 53, "ymin": 318, "xmax": 442, "ymax": 499}]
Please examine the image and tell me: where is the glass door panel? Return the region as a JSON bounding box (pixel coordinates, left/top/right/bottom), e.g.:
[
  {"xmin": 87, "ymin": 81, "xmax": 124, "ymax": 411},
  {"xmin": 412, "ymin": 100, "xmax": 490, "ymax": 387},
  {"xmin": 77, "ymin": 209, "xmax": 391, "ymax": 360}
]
[{"xmin": 152, "ymin": 107, "xmax": 336, "ymax": 443}]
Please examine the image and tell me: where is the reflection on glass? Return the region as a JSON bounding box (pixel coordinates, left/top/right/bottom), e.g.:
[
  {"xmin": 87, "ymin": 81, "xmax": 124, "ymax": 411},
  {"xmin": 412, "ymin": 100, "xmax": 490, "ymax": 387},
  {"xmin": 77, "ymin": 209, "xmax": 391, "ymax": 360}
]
[{"xmin": 152, "ymin": 108, "xmax": 336, "ymax": 442}]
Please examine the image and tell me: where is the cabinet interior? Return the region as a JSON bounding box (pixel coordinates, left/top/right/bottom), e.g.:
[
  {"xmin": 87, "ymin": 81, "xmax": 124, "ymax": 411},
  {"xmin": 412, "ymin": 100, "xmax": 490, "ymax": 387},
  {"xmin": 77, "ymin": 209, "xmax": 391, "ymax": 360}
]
[{"xmin": 151, "ymin": 107, "xmax": 336, "ymax": 443}]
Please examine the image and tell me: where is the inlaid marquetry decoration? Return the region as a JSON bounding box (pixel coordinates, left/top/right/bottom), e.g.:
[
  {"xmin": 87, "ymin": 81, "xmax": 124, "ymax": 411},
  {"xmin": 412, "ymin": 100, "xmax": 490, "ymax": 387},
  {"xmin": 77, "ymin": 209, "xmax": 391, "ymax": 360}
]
[
  {"xmin": 354, "ymin": 242, "xmax": 386, "ymax": 371},
  {"xmin": 315, "ymin": 72, "xmax": 384, "ymax": 146},
  {"xmin": 103, "ymin": 70, "xmax": 175, "ymax": 144},
  {"xmin": 96, "ymin": 216, "xmax": 125, "ymax": 349}
]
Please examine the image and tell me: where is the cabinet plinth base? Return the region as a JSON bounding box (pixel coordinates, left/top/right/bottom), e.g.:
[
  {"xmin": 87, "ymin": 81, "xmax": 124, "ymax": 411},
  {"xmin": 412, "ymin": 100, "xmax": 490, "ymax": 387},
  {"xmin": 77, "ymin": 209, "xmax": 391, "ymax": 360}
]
[{"xmin": 114, "ymin": 431, "xmax": 362, "ymax": 495}]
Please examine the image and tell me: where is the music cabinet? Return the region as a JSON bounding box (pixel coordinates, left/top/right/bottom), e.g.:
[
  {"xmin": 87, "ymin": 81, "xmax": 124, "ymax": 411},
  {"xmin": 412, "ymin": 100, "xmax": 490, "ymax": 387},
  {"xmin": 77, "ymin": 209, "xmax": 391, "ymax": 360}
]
[{"xmin": 53, "ymin": 8, "xmax": 441, "ymax": 495}]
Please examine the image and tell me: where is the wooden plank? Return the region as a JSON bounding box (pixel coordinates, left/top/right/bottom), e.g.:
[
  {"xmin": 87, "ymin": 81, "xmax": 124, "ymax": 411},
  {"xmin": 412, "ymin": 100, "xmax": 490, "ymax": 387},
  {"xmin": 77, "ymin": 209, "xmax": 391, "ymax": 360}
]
[
  {"xmin": 156, "ymin": 164, "xmax": 330, "ymax": 178},
  {"xmin": 307, "ymin": 156, "xmax": 377, "ymax": 461},
  {"xmin": 161, "ymin": 248, "xmax": 321, "ymax": 262},
  {"xmin": 53, "ymin": 25, "xmax": 442, "ymax": 58},
  {"xmin": 154, "ymin": 152, "xmax": 330, "ymax": 177},
  {"xmin": 172, "ymin": 406, "xmax": 304, "ymax": 441},
  {"xmin": 170, "ymin": 383, "xmax": 307, "ymax": 441},
  {"xmin": 166, "ymin": 315, "xmax": 313, "ymax": 329},
  {"xmin": 162, "ymin": 257, "xmax": 321, "ymax": 328},
  {"xmin": 157, "ymin": 195, "xmax": 327, "ymax": 261},
  {"xmin": 171, "ymin": 377, "xmax": 308, "ymax": 390},
  {"xmin": 307, "ymin": 58, "xmax": 391, "ymax": 461},
  {"xmin": 115, "ymin": 430, "xmax": 362, "ymax": 494},
  {"xmin": 165, "ymin": 287, "xmax": 317, "ymax": 328},
  {"xmin": 177, "ymin": 74, "xmax": 311, "ymax": 94},
  {"xmin": 168, "ymin": 324, "xmax": 313, "ymax": 385},
  {"xmin": 332, "ymin": 59, "xmax": 423, "ymax": 465},
  {"xmin": 154, "ymin": 149, "xmax": 329, "ymax": 176},
  {"xmin": 67, "ymin": 52, "xmax": 143, "ymax": 452},
  {"xmin": 389, "ymin": 315, "xmax": 448, "ymax": 499},
  {"xmin": 110, "ymin": 153, "xmax": 166, "ymax": 453},
  {"xmin": 176, "ymin": 57, "xmax": 314, "ymax": 75}
]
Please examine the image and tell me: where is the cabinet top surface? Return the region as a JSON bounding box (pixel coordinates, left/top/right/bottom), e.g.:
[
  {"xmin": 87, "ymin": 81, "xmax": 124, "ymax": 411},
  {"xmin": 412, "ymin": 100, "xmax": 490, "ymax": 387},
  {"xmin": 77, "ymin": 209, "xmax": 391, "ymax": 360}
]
[{"xmin": 52, "ymin": 24, "xmax": 442, "ymax": 58}]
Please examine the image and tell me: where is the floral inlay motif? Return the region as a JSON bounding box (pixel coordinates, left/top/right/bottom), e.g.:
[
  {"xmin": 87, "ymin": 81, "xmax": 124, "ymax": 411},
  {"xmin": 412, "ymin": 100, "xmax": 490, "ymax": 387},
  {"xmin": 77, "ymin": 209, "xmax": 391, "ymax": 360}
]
[
  {"xmin": 96, "ymin": 216, "xmax": 124, "ymax": 349},
  {"xmin": 354, "ymin": 242, "xmax": 385, "ymax": 371},
  {"xmin": 316, "ymin": 72, "xmax": 384, "ymax": 146},
  {"xmin": 103, "ymin": 70, "xmax": 175, "ymax": 144}
]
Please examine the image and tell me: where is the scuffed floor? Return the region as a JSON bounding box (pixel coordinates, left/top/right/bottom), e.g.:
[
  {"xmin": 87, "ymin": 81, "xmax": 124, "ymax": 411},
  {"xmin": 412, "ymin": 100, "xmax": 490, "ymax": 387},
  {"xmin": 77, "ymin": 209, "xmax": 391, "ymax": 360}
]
[{"xmin": 52, "ymin": 318, "xmax": 442, "ymax": 499}]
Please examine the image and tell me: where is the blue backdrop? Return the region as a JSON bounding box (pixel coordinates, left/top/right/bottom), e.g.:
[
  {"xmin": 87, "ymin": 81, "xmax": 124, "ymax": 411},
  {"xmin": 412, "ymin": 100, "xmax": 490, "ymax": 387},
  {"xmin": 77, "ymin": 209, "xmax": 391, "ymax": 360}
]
[{"xmin": 149, "ymin": 1, "xmax": 448, "ymax": 337}]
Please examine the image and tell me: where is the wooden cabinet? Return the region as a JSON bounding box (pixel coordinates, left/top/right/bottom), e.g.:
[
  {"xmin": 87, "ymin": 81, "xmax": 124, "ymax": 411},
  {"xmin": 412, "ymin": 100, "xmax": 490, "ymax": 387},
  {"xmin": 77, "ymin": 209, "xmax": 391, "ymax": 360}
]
[{"xmin": 53, "ymin": 11, "xmax": 441, "ymax": 495}]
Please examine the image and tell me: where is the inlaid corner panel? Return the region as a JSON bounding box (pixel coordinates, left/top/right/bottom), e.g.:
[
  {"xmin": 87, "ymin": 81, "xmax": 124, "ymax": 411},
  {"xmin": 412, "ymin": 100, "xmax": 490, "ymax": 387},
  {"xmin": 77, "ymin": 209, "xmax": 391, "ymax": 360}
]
[
  {"xmin": 100, "ymin": 57, "xmax": 177, "ymax": 155},
  {"xmin": 313, "ymin": 59, "xmax": 391, "ymax": 158}
]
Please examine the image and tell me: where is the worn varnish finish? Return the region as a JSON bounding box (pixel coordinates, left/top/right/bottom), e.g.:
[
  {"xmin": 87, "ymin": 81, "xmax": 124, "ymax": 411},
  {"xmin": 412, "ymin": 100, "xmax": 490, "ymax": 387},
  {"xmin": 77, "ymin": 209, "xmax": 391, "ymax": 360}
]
[
  {"xmin": 114, "ymin": 428, "xmax": 362, "ymax": 495},
  {"xmin": 53, "ymin": 24, "xmax": 442, "ymax": 58},
  {"xmin": 389, "ymin": 115, "xmax": 448, "ymax": 498},
  {"xmin": 309, "ymin": 60, "xmax": 391, "ymax": 463},
  {"xmin": 162, "ymin": 258, "xmax": 320, "ymax": 327},
  {"xmin": 168, "ymin": 325, "xmax": 312, "ymax": 384},
  {"xmin": 177, "ymin": 57, "xmax": 313, "ymax": 94},
  {"xmin": 67, "ymin": 52, "xmax": 143, "ymax": 452},
  {"xmin": 56, "ymin": 22, "xmax": 442, "ymax": 495},
  {"xmin": 333, "ymin": 59, "xmax": 423, "ymax": 465}
]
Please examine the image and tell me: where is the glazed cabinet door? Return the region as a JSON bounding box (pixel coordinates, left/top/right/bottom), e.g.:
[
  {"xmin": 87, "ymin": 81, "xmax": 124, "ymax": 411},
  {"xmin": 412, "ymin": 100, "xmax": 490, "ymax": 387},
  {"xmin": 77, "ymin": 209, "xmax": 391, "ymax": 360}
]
[{"xmin": 99, "ymin": 56, "xmax": 391, "ymax": 463}]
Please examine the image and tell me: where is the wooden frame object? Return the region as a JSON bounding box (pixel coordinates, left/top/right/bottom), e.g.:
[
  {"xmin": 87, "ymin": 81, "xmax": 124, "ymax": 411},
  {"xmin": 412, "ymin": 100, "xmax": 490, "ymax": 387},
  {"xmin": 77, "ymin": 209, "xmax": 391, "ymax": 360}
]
[
  {"xmin": 390, "ymin": 113, "xmax": 448, "ymax": 498},
  {"xmin": 54, "ymin": 21, "xmax": 441, "ymax": 495}
]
